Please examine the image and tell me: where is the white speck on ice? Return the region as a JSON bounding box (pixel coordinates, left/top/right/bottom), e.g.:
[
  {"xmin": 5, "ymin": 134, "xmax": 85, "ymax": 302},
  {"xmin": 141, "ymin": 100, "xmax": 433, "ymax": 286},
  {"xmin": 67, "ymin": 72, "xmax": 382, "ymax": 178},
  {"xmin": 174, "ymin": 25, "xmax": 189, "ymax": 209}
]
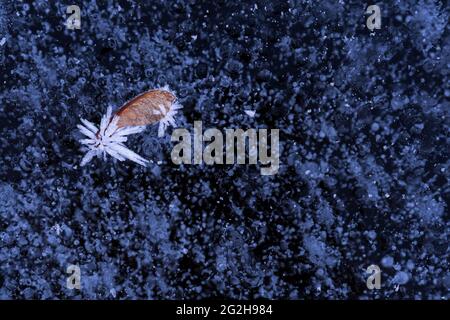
[
  {"xmin": 0, "ymin": 37, "xmax": 6, "ymax": 46},
  {"xmin": 52, "ymin": 224, "xmax": 62, "ymax": 235},
  {"xmin": 244, "ymin": 110, "xmax": 256, "ymax": 117}
]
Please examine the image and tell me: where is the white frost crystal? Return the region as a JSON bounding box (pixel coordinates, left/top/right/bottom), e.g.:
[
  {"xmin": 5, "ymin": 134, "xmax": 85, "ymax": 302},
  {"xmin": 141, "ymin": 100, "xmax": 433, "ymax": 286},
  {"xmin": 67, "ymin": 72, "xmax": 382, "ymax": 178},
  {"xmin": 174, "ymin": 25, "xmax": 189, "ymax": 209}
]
[
  {"xmin": 77, "ymin": 106, "xmax": 149, "ymax": 167},
  {"xmin": 157, "ymin": 100, "xmax": 183, "ymax": 137}
]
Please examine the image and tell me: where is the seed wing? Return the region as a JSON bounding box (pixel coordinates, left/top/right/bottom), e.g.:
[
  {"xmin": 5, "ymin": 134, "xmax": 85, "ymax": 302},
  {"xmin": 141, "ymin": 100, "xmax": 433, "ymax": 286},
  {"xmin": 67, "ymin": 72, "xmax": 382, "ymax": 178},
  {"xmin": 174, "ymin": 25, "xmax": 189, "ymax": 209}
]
[{"xmin": 115, "ymin": 89, "xmax": 177, "ymax": 128}]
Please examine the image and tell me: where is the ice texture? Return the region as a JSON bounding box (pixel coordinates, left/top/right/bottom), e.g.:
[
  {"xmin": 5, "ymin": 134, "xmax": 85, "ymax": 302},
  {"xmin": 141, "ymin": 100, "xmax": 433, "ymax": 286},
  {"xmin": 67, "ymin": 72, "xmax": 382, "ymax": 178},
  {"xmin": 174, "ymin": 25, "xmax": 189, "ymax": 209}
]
[{"xmin": 0, "ymin": 0, "xmax": 448, "ymax": 299}]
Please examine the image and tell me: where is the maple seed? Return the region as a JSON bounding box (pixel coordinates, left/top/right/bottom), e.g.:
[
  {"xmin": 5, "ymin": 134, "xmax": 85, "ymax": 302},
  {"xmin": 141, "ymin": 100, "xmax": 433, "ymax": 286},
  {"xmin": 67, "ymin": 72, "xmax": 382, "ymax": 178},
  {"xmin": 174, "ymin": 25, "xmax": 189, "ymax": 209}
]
[{"xmin": 115, "ymin": 89, "xmax": 182, "ymax": 137}]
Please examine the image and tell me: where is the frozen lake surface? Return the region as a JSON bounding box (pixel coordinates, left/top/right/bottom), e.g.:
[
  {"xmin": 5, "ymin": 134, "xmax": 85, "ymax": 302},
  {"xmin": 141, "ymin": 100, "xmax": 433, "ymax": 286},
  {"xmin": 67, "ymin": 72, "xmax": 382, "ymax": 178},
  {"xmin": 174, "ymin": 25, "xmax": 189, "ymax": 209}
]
[{"xmin": 0, "ymin": 0, "xmax": 448, "ymax": 299}]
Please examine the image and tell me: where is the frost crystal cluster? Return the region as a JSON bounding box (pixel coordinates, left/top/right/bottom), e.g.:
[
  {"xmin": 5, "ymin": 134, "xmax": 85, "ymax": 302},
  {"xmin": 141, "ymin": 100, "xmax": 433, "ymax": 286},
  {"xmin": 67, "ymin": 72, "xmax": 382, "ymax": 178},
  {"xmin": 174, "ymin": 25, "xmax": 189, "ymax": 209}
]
[{"xmin": 78, "ymin": 106, "xmax": 149, "ymax": 166}]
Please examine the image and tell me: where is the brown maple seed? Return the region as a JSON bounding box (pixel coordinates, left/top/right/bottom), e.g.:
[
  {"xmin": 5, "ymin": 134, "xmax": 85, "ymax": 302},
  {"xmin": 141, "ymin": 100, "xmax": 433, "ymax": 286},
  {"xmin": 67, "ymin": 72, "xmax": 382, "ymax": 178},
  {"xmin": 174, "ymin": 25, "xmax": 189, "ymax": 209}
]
[{"xmin": 115, "ymin": 89, "xmax": 177, "ymax": 128}]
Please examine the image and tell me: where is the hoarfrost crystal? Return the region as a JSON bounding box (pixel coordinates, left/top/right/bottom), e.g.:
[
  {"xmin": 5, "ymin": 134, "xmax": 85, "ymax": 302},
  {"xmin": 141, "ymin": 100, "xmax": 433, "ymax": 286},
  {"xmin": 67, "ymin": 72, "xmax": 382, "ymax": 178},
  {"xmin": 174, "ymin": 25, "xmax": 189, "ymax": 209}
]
[
  {"xmin": 78, "ymin": 106, "xmax": 149, "ymax": 167},
  {"xmin": 157, "ymin": 101, "xmax": 183, "ymax": 137}
]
